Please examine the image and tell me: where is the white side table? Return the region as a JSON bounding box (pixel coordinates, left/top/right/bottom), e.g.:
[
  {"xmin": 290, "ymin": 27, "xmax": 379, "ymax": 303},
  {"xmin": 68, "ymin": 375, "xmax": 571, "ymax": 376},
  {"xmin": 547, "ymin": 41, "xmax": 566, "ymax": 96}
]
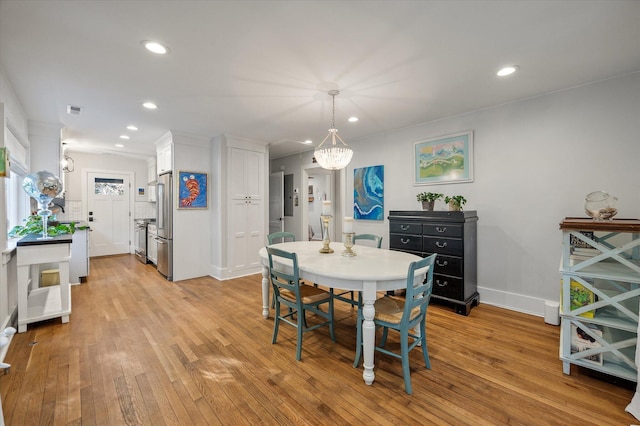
[{"xmin": 16, "ymin": 234, "xmax": 72, "ymax": 333}]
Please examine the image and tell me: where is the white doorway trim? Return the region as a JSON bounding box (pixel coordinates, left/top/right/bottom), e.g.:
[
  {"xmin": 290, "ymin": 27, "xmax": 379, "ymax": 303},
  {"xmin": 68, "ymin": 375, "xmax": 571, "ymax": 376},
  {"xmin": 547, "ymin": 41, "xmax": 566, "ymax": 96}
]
[{"xmin": 81, "ymin": 168, "xmax": 135, "ymax": 254}]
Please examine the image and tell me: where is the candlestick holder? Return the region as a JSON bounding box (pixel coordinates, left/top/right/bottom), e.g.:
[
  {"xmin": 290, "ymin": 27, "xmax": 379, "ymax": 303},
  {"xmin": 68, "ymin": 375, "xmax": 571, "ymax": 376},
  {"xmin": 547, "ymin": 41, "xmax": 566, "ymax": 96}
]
[
  {"xmin": 342, "ymin": 232, "xmax": 356, "ymax": 257},
  {"xmin": 319, "ymin": 214, "xmax": 334, "ymax": 253}
]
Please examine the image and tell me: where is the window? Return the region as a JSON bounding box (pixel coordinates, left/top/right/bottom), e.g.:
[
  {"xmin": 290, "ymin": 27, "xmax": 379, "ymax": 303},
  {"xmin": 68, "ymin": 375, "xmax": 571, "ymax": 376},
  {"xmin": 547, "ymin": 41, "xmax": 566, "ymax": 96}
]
[
  {"xmin": 6, "ymin": 166, "xmax": 29, "ymax": 235},
  {"xmin": 94, "ymin": 177, "xmax": 125, "ymax": 196}
]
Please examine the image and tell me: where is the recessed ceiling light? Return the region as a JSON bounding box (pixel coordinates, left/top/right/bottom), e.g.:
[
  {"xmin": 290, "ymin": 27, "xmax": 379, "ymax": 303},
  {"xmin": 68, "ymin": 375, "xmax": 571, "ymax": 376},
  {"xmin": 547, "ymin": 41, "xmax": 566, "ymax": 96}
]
[
  {"xmin": 304, "ymin": 140, "xmax": 313, "ymax": 144},
  {"xmin": 119, "ymin": 135, "xmax": 130, "ymax": 140},
  {"xmin": 115, "ymin": 144, "xmax": 125, "ymax": 148},
  {"xmin": 497, "ymin": 65, "xmax": 519, "ymax": 77},
  {"xmin": 348, "ymin": 116, "xmax": 359, "ymax": 123},
  {"xmin": 126, "ymin": 125, "xmax": 138, "ymax": 131},
  {"xmin": 142, "ymin": 41, "xmax": 169, "ymax": 55},
  {"xmin": 143, "ymin": 102, "xmax": 157, "ymax": 109}
]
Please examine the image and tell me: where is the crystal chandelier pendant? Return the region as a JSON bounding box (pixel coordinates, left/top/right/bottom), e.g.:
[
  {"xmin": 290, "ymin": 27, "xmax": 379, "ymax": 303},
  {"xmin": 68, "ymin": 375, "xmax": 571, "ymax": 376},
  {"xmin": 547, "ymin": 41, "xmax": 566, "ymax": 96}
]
[{"xmin": 314, "ymin": 90, "xmax": 354, "ymax": 170}]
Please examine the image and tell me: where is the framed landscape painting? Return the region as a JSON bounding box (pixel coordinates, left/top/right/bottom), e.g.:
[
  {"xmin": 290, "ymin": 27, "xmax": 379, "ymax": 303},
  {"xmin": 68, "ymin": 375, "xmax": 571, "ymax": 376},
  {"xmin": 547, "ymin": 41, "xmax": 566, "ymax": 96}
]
[
  {"xmin": 414, "ymin": 130, "xmax": 473, "ymax": 185},
  {"xmin": 177, "ymin": 171, "xmax": 208, "ymax": 209},
  {"xmin": 354, "ymin": 165, "xmax": 384, "ymax": 220}
]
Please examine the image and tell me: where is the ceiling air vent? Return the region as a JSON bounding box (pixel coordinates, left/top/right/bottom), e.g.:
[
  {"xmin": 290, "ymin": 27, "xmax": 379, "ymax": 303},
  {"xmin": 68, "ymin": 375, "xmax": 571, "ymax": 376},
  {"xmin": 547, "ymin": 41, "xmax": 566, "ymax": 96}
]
[{"xmin": 66, "ymin": 104, "xmax": 82, "ymax": 115}]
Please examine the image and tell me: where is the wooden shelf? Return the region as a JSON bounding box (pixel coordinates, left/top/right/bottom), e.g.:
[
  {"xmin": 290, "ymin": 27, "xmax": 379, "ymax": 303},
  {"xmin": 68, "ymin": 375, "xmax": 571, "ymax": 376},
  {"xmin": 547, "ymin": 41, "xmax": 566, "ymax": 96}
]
[
  {"xmin": 559, "ymin": 217, "xmax": 640, "ymax": 233},
  {"xmin": 24, "ymin": 286, "xmax": 71, "ymax": 324}
]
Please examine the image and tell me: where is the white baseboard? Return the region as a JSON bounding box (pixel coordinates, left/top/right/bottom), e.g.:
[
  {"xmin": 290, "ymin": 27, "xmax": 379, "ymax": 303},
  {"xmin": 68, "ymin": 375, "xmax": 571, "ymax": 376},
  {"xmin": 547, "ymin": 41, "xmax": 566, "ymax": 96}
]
[
  {"xmin": 477, "ymin": 286, "xmax": 553, "ymax": 318},
  {"xmin": 209, "ymin": 265, "xmax": 261, "ymax": 281}
]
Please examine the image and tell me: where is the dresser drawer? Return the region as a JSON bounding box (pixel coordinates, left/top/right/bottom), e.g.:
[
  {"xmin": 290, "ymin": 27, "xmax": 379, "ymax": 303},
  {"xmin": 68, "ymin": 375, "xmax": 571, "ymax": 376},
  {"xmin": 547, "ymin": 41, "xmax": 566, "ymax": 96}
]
[
  {"xmin": 423, "ymin": 223, "xmax": 463, "ymax": 238},
  {"xmin": 390, "ymin": 234, "xmax": 422, "ymax": 252},
  {"xmin": 428, "ymin": 253, "xmax": 462, "ymax": 277},
  {"xmin": 432, "ymin": 274, "xmax": 463, "ymax": 300},
  {"xmin": 390, "ymin": 222, "xmax": 422, "ymax": 235},
  {"xmin": 423, "ymin": 236, "xmax": 463, "ymax": 256}
]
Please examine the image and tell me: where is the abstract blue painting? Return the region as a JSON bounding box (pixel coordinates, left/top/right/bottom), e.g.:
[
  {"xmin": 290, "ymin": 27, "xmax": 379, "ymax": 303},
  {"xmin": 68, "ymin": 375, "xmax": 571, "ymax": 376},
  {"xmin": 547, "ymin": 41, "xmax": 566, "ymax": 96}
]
[{"xmin": 354, "ymin": 165, "xmax": 384, "ymax": 220}]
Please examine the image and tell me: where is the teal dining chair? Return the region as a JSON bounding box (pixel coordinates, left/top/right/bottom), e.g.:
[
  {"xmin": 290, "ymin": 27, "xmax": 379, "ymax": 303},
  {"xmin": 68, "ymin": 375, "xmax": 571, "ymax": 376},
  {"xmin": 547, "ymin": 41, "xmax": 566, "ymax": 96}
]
[
  {"xmin": 267, "ymin": 231, "xmax": 295, "ymax": 244},
  {"xmin": 353, "ymin": 253, "xmax": 437, "ymax": 394},
  {"xmin": 354, "ymin": 233, "xmax": 382, "ymax": 248},
  {"xmin": 332, "ymin": 234, "xmax": 383, "ymax": 307},
  {"xmin": 267, "ymin": 232, "xmax": 297, "ymax": 307},
  {"xmin": 267, "ymin": 246, "xmax": 335, "ymax": 361}
]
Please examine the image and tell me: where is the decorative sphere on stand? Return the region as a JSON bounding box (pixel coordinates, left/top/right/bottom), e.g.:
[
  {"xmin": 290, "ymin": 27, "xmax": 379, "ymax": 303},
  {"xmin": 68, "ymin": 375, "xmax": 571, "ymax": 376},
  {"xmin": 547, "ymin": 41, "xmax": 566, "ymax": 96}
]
[{"xmin": 22, "ymin": 171, "xmax": 64, "ymax": 239}]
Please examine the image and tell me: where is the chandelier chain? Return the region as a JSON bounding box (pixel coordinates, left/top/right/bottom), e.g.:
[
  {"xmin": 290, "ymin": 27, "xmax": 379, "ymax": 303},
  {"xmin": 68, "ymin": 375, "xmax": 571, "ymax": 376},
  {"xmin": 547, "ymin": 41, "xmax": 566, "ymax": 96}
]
[{"xmin": 331, "ymin": 92, "xmax": 335, "ymax": 130}]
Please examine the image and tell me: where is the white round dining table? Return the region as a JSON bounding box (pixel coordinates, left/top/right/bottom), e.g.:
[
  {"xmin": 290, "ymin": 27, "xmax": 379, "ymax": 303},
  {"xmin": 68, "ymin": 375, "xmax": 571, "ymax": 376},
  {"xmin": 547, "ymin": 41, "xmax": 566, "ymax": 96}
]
[{"xmin": 258, "ymin": 240, "xmax": 424, "ymax": 386}]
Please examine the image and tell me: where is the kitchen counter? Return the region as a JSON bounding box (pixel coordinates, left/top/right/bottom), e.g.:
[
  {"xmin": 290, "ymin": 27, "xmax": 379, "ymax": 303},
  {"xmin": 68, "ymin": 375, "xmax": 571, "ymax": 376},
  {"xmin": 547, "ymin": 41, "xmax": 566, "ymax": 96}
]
[
  {"xmin": 16, "ymin": 233, "xmax": 72, "ymax": 247},
  {"xmin": 69, "ymin": 226, "xmax": 89, "ymax": 284}
]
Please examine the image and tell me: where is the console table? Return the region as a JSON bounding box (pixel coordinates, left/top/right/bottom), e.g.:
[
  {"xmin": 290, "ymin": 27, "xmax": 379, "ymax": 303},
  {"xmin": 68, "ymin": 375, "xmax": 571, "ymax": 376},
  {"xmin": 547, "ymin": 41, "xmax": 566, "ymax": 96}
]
[
  {"xmin": 16, "ymin": 233, "xmax": 72, "ymax": 333},
  {"xmin": 388, "ymin": 210, "xmax": 479, "ymax": 315}
]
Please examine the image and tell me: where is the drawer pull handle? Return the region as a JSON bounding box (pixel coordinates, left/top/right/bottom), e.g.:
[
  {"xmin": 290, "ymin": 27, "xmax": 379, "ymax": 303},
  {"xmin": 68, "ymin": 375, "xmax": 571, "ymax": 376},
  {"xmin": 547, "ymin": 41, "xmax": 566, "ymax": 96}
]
[
  {"xmin": 436, "ymin": 280, "xmax": 448, "ymax": 287},
  {"xmin": 400, "ymin": 238, "xmax": 410, "ymax": 244},
  {"xmin": 435, "ymin": 241, "xmax": 448, "ymax": 248},
  {"xmin": 400, "ymin": 225, "xmax": 410, "ymax": 231},
  {"xmin": 436, "ymin": 226, "xmax": 447, "ymax": 233},
  {"xmin": 436, "ymin": 260, "xmax": 448, "ymax": 267}
]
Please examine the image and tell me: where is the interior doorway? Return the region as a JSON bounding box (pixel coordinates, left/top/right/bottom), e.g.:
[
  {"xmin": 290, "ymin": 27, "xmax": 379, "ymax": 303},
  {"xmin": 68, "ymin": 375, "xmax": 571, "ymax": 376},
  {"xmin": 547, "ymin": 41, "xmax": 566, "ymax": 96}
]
[
  {"xmin": 269, "ymin": 171, "xmax": 284, "ymax": 236},
  {"xmin": 301, "ymin": 165, "xmax": 342, "ymax": 242},
  {"xmin": 83, "ymin": 169, "xmax": 133, "ymax": 257}
]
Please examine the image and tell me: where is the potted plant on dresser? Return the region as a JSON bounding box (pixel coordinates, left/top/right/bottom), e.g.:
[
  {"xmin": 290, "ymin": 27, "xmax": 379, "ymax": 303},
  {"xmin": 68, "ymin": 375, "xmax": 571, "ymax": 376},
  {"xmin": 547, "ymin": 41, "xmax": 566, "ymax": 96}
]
[
  {"xmin": 444, "ymin": 195, "xmax": 467, "ymax": 211},
  {"xmin": 416, "ymin": 192, "xmax": 444, "ymax": 211}
]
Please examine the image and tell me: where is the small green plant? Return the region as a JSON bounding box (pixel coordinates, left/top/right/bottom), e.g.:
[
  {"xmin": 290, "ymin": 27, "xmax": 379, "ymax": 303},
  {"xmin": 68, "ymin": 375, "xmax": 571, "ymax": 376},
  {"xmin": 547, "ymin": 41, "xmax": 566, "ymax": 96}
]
[
  {"xmin": 444, "ymin": 195, "xmax": 467, "ymax": 211},
  {"xmin": 8, "ymin": 215, "xmax": 86, "ymax": 238},
  {"xmin": 416, "ymin": 192, "xmax": 444, "ymax": 202}
]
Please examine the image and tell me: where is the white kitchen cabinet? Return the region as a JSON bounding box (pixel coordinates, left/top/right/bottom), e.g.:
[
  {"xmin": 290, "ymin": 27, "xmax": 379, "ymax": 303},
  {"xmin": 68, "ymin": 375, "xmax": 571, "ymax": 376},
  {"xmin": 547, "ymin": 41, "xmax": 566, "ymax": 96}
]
[
  {"xmin": 148, "ymin": 183, "xmax": 156, "ymax": 202},
  {"xmin": 69, "ymin": 226, "xmax": 89, "ymax": 284},
  {"xmin": 228, "ymin": 147, "xmax": 265, "ymax": 274},
  {"xmin": 157, "ymin": 144, "xmax": 172, "ymax": 175},
  {"xmin": 147, "ymin": 157, "xmax": 157, "ymax": 183},
  {"xmin": 230, "ymin": 148, "xmax": 263, "ymax": 200},
  {"xmin": 559, "ymin": 217, "xmax": 640, "ymax": 382},
  {"xmin": 147, "ymin": 224, "xmax": 158, "ymax": 265}
]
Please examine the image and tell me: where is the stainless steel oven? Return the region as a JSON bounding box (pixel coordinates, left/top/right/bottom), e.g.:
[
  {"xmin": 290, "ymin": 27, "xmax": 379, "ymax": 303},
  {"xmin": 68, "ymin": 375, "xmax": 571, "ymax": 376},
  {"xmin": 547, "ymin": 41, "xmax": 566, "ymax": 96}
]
[{"xmin": 134, "ymin": 220, "xmax": 148, "ymax": 264}]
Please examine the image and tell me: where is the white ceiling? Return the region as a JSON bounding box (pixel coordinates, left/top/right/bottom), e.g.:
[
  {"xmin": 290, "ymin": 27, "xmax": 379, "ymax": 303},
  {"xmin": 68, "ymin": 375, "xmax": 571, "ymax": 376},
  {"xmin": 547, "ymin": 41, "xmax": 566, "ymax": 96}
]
[{"xmin": 1, "ymin": 1, "xmax": 639, "ymax": 161}]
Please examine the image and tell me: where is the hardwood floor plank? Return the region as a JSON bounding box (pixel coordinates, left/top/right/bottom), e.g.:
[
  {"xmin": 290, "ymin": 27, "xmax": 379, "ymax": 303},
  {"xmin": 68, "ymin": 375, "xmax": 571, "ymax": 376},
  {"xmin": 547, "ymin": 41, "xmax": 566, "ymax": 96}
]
[
  {"xmin": 54, "ymin": 363, "xmax": 69, "ymax": 425},
  {"xmin": 80, "ymin": 385, "xmax": 96, "ymax": 425},
  {"xmin": 171, "ymin": 378, "xmax": 218, "ymax": 426},
  {"xmin": 1, "ymin": 254, "xmax": 637, "ymax": 425},
  {"xmin": 134, "ymin": 372, "xmax": 166, "ymax": 426},
  {"xmin": 144, "ymin": 370, "xmax": 182, "ymax": 426}
]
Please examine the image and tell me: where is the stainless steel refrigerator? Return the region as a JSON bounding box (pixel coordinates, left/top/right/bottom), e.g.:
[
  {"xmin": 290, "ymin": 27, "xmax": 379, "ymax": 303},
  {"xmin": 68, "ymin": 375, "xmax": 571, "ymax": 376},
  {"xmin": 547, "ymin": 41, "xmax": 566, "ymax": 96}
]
[{"xmin": 156, "ymin": 172, "xmax": 173, "ymax": 280}]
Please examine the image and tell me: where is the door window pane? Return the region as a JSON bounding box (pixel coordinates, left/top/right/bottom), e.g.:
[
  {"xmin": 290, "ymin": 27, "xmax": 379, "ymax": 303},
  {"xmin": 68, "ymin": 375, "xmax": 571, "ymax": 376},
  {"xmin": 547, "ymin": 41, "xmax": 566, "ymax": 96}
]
[{"xmin": 95, "ymin": 178, "xmax": 124, "ymax": 195}]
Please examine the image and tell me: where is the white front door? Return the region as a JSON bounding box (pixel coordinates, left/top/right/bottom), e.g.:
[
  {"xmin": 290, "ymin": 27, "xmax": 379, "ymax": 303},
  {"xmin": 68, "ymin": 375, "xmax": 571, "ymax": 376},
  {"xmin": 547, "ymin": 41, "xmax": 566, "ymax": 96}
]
[
  {"xmin": 87, "ymin": 171, "xmax": 131, "ymax": 257},
  {"xmin": 269, "ymin": 171, "xmax": 284, "ymax": 236}
]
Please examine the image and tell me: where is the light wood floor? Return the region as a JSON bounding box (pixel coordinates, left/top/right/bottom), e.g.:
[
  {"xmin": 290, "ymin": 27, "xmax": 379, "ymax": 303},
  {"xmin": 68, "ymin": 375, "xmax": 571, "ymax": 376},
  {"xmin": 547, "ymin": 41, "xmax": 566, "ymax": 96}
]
[{"xmin": 1, "ymin": 254, "xmax": 636, "ymax": 425}]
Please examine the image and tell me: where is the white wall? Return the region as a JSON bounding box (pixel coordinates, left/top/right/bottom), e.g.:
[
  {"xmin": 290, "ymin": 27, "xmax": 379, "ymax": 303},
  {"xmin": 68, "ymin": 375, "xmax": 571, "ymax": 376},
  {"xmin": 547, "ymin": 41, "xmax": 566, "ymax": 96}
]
[
  {"xmin": 272, "ymin": 72, "xmax": 640, "ymax": 316},
  {"xmin": 62, "ymin": 151, "xmax": 152, "ymax": 219},
  {"xmin": 28, "ymin": 120, "xmax": 62, "ymax": 175},
  {"xmin": 63, "ymin": 152, "xmax": 149, "ymax": 201},
  {"xmin": 171, "ymin": 131, "xmax": 212, "ymax": 281}
]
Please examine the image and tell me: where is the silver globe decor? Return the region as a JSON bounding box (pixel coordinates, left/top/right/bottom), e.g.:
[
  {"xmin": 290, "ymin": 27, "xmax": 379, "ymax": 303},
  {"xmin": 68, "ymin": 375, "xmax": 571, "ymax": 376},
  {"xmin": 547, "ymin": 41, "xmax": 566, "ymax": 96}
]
[{"xmin": 22, "ymin": 171, "xmax": 64, "ymax": 239}]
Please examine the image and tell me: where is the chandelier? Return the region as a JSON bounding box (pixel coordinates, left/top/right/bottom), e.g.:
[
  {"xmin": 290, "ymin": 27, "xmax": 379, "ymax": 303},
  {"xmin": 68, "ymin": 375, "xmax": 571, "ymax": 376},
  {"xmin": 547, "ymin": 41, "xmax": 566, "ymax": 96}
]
[{"xmin": 314, "ymin": 90, "xmax": 353, "ymax": 170}]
